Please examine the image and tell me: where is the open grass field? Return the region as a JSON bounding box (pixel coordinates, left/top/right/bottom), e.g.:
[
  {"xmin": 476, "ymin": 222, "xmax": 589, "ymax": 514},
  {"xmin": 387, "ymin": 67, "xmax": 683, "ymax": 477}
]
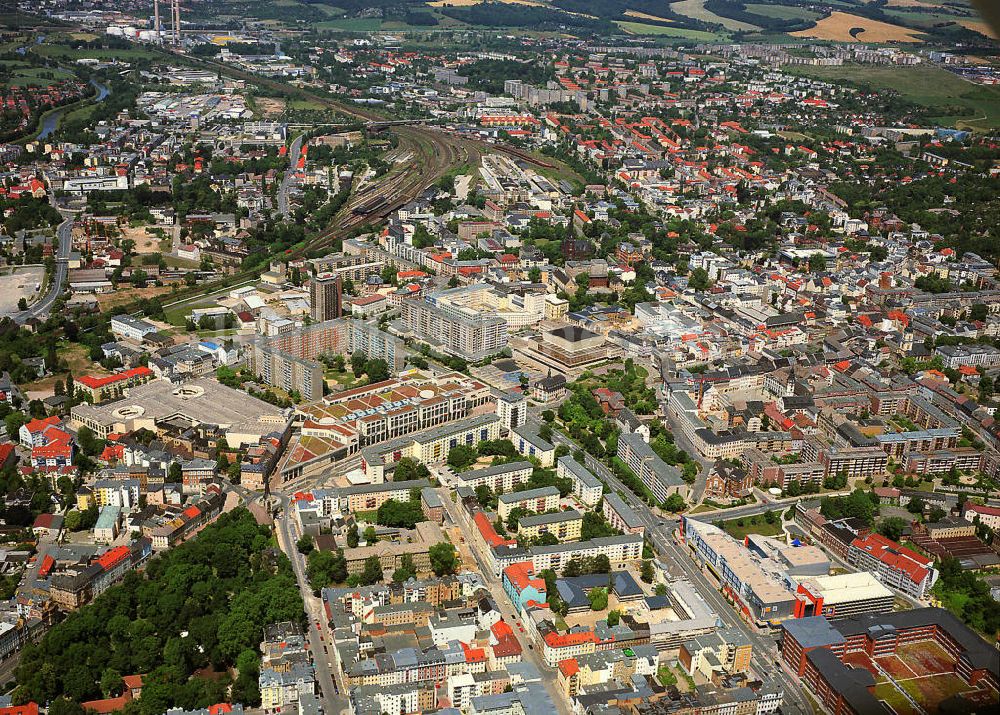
[
  {"xmin": 7, "ymin": 66, "xmax": 75, "ymax": 87},
  {"xmin": 784, "ymin": 64, "xmax": 1000, "ymax": 130},
  {"xmin": 623, "ymin": 10, "xmax": 675, "ymax": 23},
  {"xmin": 790, "ymin": 11, "xmax": 926, "ymax": 42},
  {"xmin": 672, "ymin": 0, "xmax": 760, "ymax": 31},
  {"xmin": 745, "ymin": 3, "xmax": 821, "ymax": 22},
  {"xmin": 615, "ymin": 21, "xmax": 725, "ymax": 40}
]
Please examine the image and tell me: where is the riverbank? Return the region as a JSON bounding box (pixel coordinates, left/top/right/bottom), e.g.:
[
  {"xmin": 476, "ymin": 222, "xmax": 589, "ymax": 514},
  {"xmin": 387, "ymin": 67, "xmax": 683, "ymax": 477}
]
[{"xmin": 14, "ymin": 79, "xmax": 108, "ymax": 145}]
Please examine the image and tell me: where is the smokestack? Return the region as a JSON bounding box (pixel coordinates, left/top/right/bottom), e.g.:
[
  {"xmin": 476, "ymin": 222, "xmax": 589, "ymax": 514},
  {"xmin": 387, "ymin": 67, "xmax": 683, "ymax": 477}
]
[
  {"xmin": 172, "ymin": 0, "xmax": 181, "ymax": 46},
  {"xmin": 154, "ymin": 0, "xmax": 160, "ymax": 40}
]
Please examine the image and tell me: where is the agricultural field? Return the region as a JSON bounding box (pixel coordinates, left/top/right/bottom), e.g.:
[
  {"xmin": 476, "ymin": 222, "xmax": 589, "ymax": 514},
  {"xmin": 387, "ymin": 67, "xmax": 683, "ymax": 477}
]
[
  {"xmin": 623, "ymin": 10, "xmax": 675, "ymax": 23},
  {"xmin": 784, "ymin": 63, "xmax": 1000, "ymax": 130},
  {"xmin": 672, "ymin": 0, "xmax": 760, "ymax": 31},
  {"xmin": 790, "ymin": 11, "xmax": 926, "ymax": 42},
  {"xmin": 744, "ymin": 3, "xmax": 822, "ymax": 22},
  {"xmin": 615, "ymin": 21, "xmax": 724, "ymax": 40}
]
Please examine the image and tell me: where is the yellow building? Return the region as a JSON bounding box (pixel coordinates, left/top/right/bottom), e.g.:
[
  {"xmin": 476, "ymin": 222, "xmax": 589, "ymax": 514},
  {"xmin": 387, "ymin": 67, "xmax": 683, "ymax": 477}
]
[{"xmin": 517, "ymin": 509, "xmax": 583, "ymax": 542}]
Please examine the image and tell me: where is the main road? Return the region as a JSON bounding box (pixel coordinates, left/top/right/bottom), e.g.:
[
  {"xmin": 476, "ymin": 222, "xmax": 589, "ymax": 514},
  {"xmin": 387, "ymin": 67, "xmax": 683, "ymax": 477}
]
[
  {"xmin": 527, "ymin": 414, "xmax": 815, "ymax": 715},
  {"xmin": 434, "ymin": 481, "xmax": 575, "ymax": 715},
  {"xmin": 272, "ymin": 492, "xmax": 349, "ymax": 715},
  {"xmin": 277, "ymin": 134, "xmax": 304, "ymax": 219},
  {"xmin": 14, "ymin": 200, "xmax": 73, "ymax": 325}
]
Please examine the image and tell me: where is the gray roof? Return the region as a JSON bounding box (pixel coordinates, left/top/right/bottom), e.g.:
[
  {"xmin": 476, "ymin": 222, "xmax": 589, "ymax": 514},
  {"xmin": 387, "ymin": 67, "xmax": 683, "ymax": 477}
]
[
  {"xmin": 457, "ymin": 461, "xmax": 533, "ymax": 482},
  {"xmin": 498, "ymin": 486, "xmax": 559, "ymax": 504}
]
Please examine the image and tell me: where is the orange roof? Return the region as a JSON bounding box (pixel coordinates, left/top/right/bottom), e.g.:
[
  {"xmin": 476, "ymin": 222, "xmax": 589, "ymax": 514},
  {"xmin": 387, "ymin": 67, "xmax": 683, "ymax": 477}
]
[
  {"xmin": 23, "ymin": 415, "xmax": 60, "ymax": 434},
  {"xmin": 543, "ymin": 630, "xmax": 598, "ymax": 648},
  {"xmin": 0, "ymin": 705, "xmax": 39, "ymax": 715},
  {"xmin": 503, "ymin": 561, "xmax": 546, "ymax": 593},
  {"xmin": 558, "ymin": 658, "xmax": 579, "ymax": 677},
  {"xmin": 77, "ymin": 366, "xmax": 153, "ymax": 390},
  {"xmin": 474, "ymin": 512, "xmax": 515, "ymax": 548},
  {"xmin": 96, "ymin": 545, "xmax": 130, "ymax": 571}
]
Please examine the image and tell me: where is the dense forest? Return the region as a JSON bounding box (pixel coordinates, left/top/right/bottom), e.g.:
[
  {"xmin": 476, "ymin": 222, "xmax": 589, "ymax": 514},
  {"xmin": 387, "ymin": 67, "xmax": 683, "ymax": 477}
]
[{"xmin": 12, "ymin": 509, "xmax": 303, "ymax": 712}]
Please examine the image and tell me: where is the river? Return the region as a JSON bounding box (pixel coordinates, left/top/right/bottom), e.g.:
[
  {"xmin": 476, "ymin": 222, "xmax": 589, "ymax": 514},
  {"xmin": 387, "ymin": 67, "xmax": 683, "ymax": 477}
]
[{"xmin": 38, "ymin": 79, "xmax": 110, "ymax": 139}]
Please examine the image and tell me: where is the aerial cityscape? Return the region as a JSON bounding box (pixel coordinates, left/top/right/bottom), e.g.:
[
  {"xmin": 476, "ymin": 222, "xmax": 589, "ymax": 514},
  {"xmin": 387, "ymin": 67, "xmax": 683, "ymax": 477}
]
[{"xmin": 0, "ymin": 1, "xmax": 998, "ymax": 715}]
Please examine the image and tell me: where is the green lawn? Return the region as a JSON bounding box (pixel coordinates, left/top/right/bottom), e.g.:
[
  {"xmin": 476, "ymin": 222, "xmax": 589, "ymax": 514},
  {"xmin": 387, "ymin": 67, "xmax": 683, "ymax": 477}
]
[
  {"xmin": 33, "ymin": 43, "xmax": 161, "ymax": 61},
  {"xmin": 615, "ymin": 21, "xmax": 726, "ymax": 41},
  {"xmin": 8, "ymin": 66, "xmax": 75, "ymax": 87},
  {"xmin": 717, "ymin": 515, "xmax": 783, "ymax": 540},
  {"xmin": 783, "ymin": 63, "xmax": 1000, "ymax": 131}
]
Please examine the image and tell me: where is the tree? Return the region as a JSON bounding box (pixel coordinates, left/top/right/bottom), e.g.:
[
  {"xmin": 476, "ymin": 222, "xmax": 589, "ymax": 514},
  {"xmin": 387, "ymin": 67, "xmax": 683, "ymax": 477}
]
[
  {"xmin": 296, "ymin": 535, "xmax": 314, "ymax": 555},
  {"xmin": 17, "ymin": 297, "xmax": 27, "ymax": 311},
  {"xmin": 928, "ymin": 506, "xmax": 946, "ymax": 523},
  {"xmin": 808, "ymin": 253, "xmax": 827, "ymax": 273},
  {"xmin": 688, "ymin": 267, "xmax": 709, "ymax": 291},
  {"xmin": 588, "ymin": 587, "xmax": 608, "ymax": 611},
  {"xmin": 167, "ymin": 461, "xmax": 183, "ymax": 483},
  {"xmin": 877, "ymin": 517, "xmax": 907, "ymax": 542},
  {"xmin": 906, "ymin": 498, "xmax": 925, "ymax": 515},
  {"xmin": 358, "ymin": 555, "xmax": 383, "ymax": 586},
  {"xmin": 562, "ymin": 558, "xmax": 581, "ymax": 578},
  {"xmin": 351, "ymin": 352, "xmax": 367, "ymax": 377},
  {"xmin": 591, "ymin": 554, "xmax": 611, "ymax": 574},
  {"xmin": 308, "ymin": 548, "xmax": 347, "ymax": 589},
  {"xmin": 346, "ymin": 523, "xmax": 359, "ymax": 548},
  {"xmin": 640, "ymin": 560, "xmax": 654, "ymax": 584},
  {"xmin": 654, "ymin": 584, "xmax": 668, "ymax": 597},
  {"xmin": 392, "ymin": 554, "xmax": 417, "ymax": 584},
  {"xmin": 363, "ymin": 525, "xmax": 377, "ymax": 544},
  {"xmin": 100, "ymin": 668, "xmax": 123, "ymax": 697},
  {"xmin": 364, "ymin": 358, "xmax": 390, "ymax": 383},
  {"xmin": 429, "ymin": 542, "xmax": 458, "ymax": 576},
  {"xmin": 76, "ymin": 425, "xmax": 102, "ymax": 457},
  {"xmin": 606, "ymin": 609, "xmax": 621, "ymax": 627},
  {"xmin": 393, "ymin": 457, "xmax": 430, "ymax": 482},
  {"xmin": 663, "ymin": 493, "xmax": 687, "ymax": 512},
  {"xmin": 447, "ymin": 445, "xmax": 478, "ymax": 470}
]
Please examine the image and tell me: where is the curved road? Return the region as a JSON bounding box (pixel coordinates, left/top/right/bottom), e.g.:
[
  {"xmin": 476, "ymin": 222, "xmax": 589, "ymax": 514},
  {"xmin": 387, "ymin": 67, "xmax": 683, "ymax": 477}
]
[{"xmin": 14, "ymin": 204, "xmax": 73, "ymax": 325}]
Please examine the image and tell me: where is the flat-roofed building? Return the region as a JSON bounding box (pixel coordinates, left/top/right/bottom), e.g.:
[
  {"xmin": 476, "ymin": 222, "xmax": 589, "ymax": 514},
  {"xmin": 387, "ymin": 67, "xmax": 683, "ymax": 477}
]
[
  {"xmin": 70, "ymin": 378, "xmax": 293, "ymax": 447},
  {"xmin": 536, "ymin": 326, "xmax": 611, "ymax": 368},
  {"xmin": 456, "ymin": 461, "xmax": 533, "ymax": 493},
  {"xmin": 794, "ymin": 572, "xmax": 893, "ymax": 621}
]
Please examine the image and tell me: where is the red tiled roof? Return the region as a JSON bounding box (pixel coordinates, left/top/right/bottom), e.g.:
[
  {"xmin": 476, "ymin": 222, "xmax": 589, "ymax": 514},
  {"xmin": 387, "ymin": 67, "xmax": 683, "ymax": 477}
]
[
  {"xmin": 77, "ymin": 366, "xmax": 153, "ymax": 390},
  {"xmin": 850, "ymin": 533, "xmax": 931, "ymax": 584},
  {"xmin": 23, "ymin": 416, "xmax": 60, "ymax": 434},
  {"xmin": 96, "ymin": 545, "xmax": 130, "ymax": 571},
  {"xmin": 0, "ymin": 704, "xmax": 39, "ymax": 715},
  {"xmin": 558, "ymin": 659, "xmax": 579, "ymax": 677}
]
